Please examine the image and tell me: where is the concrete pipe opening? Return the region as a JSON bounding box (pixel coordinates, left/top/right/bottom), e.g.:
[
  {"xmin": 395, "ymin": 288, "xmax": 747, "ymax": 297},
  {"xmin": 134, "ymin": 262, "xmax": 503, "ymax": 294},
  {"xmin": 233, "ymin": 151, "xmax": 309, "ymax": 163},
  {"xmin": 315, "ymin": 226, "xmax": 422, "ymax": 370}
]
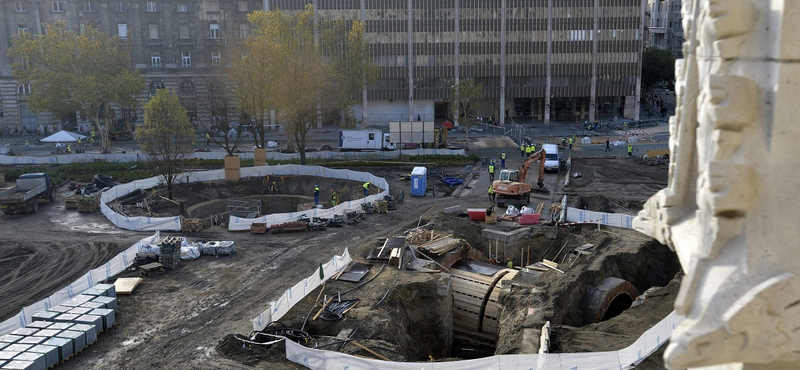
[{"xmin": 582, "ymin": 277, "xmax": 640, "ymax": 325}]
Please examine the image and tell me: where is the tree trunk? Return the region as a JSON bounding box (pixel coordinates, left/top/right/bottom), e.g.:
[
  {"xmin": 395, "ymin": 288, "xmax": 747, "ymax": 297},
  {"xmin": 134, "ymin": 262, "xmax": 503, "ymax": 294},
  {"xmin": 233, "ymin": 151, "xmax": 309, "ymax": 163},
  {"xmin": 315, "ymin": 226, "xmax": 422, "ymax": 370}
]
[
  {"xmin": 101, "ymin": 103, "xmax": 111, "ymax": 154},
  {"xmin": 295, "ymin": 129, "xmax": 307, "ymax": 165}
]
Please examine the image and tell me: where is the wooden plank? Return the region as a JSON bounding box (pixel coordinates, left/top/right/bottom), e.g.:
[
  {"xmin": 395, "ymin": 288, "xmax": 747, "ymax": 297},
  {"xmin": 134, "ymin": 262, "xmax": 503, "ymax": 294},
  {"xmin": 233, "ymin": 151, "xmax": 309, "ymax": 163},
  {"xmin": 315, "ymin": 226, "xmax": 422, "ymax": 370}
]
[{"xmin": 114, "ymin": 278, "xmax": 142, "ymax": 295}]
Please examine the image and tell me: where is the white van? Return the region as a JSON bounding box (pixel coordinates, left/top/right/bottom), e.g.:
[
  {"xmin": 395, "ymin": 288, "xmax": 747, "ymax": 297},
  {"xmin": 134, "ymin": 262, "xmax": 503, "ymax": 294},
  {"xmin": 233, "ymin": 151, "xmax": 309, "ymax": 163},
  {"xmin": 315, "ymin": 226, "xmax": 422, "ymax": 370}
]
[{"xmin": 542, "ymin": 144, "xmax": 559, "ymax": 172}]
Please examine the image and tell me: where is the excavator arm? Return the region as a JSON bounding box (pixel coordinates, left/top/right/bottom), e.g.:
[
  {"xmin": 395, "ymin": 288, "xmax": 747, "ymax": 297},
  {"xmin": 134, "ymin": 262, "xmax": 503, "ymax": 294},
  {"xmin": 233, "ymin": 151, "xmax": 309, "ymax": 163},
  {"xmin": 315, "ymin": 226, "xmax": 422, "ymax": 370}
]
[{"xmin": 519, "ymin": 148, "xmax": 546, "ymax": 188}]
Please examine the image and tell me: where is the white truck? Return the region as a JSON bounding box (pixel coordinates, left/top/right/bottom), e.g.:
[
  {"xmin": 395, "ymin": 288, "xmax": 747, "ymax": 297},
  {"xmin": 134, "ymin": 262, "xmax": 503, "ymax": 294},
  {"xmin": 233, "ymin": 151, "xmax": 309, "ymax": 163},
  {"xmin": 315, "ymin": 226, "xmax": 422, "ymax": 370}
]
[
  {"xmin": 0, "ymin": 173, "xmax": 56, "ymax": 215},
  {"xmin": 338, "ymin": 129, "xmax": 396, "ymax": 151}
]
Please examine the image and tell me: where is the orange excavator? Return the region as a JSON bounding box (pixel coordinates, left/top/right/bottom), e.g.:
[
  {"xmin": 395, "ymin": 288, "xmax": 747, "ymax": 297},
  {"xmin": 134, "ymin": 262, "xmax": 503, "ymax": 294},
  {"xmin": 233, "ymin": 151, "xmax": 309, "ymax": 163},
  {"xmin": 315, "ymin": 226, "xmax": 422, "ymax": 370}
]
[{"xmin": 492, "ymin": 149, "xmax": 549, "ymax": 207}]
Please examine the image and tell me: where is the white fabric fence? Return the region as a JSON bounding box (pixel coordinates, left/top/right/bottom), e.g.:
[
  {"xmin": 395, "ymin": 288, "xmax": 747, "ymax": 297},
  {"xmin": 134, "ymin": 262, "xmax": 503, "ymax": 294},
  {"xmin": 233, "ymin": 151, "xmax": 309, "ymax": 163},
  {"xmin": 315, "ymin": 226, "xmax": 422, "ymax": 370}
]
[
  {"xmin": 565, "ymin": 207, "xmax": 636, "ymax": 229},
  {"xmin": 286, "ymin": 311, "xmax": 683, "ymax": 370},
  {"xmin": 96, "ymin": 165, "xmax": 388, "ymax": 232},
  {"xmin": 251, "ymin": 249, "xmax": 352, "ymax": 332},
  {"xmin": 0, "ymin": 232, "xmax": 160, "ymax": 335},
  {"xmin": 0, "ymin": 148, "xmax": 464, "ymax": 165},
  {"xmin": 229, "ymin": 165, "xmax": 390, "ymax": 231}
]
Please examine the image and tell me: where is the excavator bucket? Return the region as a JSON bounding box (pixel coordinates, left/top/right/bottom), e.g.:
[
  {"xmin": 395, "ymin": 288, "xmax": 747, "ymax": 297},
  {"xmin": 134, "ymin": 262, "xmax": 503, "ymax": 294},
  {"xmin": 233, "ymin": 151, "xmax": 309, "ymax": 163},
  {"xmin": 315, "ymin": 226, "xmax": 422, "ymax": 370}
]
[
  {"xmin": 529, "ymin": 185, "xmax": 550, "ymax": 196},
  {"xmin": 529, "ymin": 180, "xmax": 550, "ymax": 195}
]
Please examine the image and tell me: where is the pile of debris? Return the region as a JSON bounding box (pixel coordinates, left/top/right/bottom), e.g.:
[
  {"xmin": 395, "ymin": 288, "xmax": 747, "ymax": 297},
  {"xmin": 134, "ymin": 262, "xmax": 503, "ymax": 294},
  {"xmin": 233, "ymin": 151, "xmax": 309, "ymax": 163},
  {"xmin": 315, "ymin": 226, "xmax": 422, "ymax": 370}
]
[
  {"xmin": 642, "ymin": 156, "xmax": 669, "ymax": 166},
  {"xmin": 182, "ymin": 218, "xmax": 206, "ymax": 232}
]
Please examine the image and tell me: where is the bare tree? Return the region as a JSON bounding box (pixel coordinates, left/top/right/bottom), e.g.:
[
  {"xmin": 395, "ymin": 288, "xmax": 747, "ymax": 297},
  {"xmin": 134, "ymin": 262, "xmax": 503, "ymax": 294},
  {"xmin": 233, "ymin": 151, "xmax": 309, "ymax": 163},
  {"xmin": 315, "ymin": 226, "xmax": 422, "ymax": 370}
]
[
  {"xmin": 191, "ymin": 67, "xmax": 246, "ymax": 156},
  {"xmin": 449, "ymin": 79, "xmax": 485, "ymax": 142}
]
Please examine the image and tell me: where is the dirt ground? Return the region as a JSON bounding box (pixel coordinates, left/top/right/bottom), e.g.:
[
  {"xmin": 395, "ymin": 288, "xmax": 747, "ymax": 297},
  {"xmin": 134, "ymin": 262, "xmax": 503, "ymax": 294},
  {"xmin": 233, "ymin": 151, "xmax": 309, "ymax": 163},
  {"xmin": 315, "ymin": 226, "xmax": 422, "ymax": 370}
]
[{"xmin": 0, "ymin": 146, "xmax": 677, "ymax": 370}]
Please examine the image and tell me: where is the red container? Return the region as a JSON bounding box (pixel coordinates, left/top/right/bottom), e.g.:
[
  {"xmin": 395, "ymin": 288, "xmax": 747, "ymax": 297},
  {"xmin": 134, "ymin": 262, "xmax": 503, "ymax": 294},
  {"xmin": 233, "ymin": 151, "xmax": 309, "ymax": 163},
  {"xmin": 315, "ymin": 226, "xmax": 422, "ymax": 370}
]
[
  {"xmin": 519, "ymin": 214, "xmax": 541, "ymax": 225},
  {"xmin": 467, "ymin": 208, "xmax": 486, "ymax": 221}
]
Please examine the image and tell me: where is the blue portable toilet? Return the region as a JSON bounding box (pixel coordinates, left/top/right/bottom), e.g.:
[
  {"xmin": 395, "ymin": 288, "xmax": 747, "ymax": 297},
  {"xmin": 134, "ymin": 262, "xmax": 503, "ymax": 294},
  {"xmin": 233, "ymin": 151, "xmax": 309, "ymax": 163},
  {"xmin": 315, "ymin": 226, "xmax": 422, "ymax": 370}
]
[{"xmin": 411, "ymin": 167, "xmax": 427, "ymax": 196}]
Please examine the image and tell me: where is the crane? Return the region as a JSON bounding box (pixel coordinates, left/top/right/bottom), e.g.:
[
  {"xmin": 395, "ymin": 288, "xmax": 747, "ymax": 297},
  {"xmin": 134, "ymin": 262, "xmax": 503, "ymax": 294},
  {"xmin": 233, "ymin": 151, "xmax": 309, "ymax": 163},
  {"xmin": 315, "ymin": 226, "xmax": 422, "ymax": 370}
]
[{"xmin": 491, "ymin": 149, "xmax": 548, "ymax": 207}]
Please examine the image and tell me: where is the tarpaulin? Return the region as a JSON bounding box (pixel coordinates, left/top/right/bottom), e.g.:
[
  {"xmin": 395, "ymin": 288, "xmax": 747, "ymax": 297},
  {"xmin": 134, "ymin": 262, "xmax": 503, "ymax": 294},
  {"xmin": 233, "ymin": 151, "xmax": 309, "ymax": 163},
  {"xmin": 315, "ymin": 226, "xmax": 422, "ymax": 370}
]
[{"xmin": 285, "ymin": 311, "xmax": 683, "ymax": 370}]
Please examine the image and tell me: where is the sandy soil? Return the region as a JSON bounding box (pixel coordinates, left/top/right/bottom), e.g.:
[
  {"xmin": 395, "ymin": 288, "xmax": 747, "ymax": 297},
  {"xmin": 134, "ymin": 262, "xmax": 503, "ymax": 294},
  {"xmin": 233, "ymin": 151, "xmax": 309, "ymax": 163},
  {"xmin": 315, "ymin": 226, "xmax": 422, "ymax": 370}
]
[{"xmin": 0, "ymin": 144, "xmax": 676, "ymax": 370}]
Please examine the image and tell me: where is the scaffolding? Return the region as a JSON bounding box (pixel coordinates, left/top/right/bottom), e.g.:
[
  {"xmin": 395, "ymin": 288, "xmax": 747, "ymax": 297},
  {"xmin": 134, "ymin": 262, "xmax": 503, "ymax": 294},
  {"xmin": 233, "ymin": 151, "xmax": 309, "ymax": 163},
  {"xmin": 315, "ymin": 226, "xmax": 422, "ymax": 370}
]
[{"xmin": 227, "ymin": 199, "xmax": 261, "ymax": 218}]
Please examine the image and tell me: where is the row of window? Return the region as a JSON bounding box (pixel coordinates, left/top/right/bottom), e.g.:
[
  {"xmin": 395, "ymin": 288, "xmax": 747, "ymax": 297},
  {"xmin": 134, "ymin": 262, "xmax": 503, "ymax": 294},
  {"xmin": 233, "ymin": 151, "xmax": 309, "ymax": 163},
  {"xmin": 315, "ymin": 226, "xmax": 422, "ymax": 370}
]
[
  {"xmin": 149, "ymin": 51, "xmax": 220, "ymax": 68},
  {"xmin": 116, "ymin": 23, "xmax": 250, "ymax": 40},
  {"xmin": 13, "ymin": 1, "xmax": 251, "ymax": 13}
]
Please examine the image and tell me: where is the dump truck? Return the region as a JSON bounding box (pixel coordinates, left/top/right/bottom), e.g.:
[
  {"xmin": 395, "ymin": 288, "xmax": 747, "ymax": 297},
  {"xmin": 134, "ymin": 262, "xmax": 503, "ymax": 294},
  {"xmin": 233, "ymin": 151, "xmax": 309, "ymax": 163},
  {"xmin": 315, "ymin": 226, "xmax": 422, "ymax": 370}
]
[
  {"xmin": 0, "ymin": 173, "xmax": 56, "ymax": 215},
  {"xmin": 338, "ymin": 129, "xmax": 397, "ymax": 151},
  {"xmin": 492, "ymin": 149, "xmax": 549, "ymax": 207}
]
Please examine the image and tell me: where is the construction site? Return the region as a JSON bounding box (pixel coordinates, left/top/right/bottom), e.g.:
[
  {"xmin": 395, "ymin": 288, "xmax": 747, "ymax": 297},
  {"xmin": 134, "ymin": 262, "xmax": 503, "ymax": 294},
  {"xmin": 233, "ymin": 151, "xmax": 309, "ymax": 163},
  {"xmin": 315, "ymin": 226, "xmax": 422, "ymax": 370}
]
[{"xmin": 0, "ymin": 133, "xmax": 678, "ymax": 370}]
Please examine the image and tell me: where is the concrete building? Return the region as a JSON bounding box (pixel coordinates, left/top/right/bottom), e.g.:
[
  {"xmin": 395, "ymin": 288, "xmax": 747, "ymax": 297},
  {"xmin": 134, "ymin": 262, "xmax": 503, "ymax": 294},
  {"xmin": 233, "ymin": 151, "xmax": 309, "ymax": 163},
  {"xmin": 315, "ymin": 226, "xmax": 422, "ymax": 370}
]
[
  {"xmin": 0, "ymin": 0, "xmax": 262, "ymax": 133},
  {"xmin": 645, "ymin": 0, "xmax": 682, "ymax": 58},
  {"xmin": 0, "ymin": 0, "xmax": 645, "ymax": 133}
]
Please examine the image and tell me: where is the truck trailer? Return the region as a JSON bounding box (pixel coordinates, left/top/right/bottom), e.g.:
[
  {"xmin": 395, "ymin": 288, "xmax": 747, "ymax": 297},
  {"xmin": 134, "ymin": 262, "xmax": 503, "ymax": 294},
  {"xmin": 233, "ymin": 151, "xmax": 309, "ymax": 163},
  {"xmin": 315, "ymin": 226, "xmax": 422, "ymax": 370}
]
[
  {"xmin": 0, "ymin": 173, "xmax": 56, "ymax": 215},
  {"xmin": 338, "ymin": 129, "xmax": 396, "ymax": 151}
]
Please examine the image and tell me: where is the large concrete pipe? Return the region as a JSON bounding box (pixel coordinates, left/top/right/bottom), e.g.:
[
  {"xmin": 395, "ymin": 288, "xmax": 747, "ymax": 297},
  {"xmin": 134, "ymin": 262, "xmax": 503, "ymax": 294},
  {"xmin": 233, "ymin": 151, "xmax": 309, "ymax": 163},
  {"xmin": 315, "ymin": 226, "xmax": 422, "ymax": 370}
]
[{"xmin": 581, "ymin": 277, "xmax": 640, "ymax": 324}]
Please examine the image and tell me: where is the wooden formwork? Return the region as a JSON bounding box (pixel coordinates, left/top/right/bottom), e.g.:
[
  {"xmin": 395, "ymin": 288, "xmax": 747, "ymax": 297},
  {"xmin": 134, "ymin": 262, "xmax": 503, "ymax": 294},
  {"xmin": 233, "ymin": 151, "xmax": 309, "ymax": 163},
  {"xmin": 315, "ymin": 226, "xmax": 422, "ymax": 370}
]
[{"xmin": 449, "ymin": 267, "xmax": 518, "ymax": 339}]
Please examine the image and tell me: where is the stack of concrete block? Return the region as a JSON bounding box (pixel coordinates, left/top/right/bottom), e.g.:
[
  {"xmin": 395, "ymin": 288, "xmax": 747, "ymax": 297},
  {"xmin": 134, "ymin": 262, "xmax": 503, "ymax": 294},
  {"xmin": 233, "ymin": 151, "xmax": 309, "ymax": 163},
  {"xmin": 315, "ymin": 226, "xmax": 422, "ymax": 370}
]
[{"xmin": 1, "ymin": 283, "xmax": 118, "ymax": 369}]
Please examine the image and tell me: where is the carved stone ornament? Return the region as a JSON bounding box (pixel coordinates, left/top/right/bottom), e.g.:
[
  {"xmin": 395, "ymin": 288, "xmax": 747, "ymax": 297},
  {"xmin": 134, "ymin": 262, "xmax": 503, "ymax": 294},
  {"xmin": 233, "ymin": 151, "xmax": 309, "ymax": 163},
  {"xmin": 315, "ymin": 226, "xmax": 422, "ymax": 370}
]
[{"xmin": 634, "ymin": 0, "xmax": 800, "ymax": 369}]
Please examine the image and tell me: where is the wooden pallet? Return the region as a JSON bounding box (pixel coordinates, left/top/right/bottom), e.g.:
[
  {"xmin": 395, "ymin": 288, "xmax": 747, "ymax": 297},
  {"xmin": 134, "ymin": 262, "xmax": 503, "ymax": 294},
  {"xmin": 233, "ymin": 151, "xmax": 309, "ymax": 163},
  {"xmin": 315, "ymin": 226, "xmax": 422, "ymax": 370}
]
[
  {"xmin": 65, "ymin": 195, "xmax": 81, "ymax": 209},
  {"xmin": 77, "ymin": 195, "xmax": 100, "ymax": 213},
  {"xmin": 139, "ymin": 262, "xmax": 164, "ymax": 277}
]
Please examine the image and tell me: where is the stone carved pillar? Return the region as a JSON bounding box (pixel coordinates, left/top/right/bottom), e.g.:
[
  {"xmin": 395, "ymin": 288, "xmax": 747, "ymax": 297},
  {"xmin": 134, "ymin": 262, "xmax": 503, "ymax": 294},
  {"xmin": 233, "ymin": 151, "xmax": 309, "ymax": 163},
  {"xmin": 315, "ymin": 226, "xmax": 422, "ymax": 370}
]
[{"xmin": 634, "ymin": 0, "xmax": 800, "ymax": 369}]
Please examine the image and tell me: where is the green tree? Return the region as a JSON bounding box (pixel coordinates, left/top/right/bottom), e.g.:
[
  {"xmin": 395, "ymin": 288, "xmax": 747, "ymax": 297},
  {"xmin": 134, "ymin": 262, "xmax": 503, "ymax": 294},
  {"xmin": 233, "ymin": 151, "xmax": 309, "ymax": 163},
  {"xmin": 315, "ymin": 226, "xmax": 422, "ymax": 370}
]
[
  {"xmin": 249, "ymin": 5, "xmax": 336, "ymax": 165},
  {"xmin": 137, "ymin": 89, "xmax": 196, "ymax": 200},
  {"xmin": 9, "ymin": 21, "xmax": 145, "ymax": 154},
  {"xmin": 448, "ymin": 79, "xmax": 484, "ymax": 141},
  {"xmin": 641, "ymin": 47, "xmax": 676, "ymax": 93},
  {"xmin": 323, "ymin": 20, "xmax": 379, "ymax": 127}
]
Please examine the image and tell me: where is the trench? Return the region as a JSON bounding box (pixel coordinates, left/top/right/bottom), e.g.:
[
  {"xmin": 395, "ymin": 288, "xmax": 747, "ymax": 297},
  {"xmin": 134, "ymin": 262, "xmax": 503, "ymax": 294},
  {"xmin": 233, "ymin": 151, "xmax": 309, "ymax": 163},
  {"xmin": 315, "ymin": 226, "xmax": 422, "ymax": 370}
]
[{"xmin": 380, "ymin": 225, "xmax": 680, "ymax": 360}]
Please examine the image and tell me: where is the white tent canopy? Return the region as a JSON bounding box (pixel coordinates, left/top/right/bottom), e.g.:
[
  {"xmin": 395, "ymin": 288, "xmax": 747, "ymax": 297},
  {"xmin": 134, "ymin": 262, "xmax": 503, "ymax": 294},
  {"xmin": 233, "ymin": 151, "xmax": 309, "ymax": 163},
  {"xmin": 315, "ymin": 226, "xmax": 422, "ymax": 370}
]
[{"xmin": 40, "ymin": 130, "xmax": 87, "ymax": 143}]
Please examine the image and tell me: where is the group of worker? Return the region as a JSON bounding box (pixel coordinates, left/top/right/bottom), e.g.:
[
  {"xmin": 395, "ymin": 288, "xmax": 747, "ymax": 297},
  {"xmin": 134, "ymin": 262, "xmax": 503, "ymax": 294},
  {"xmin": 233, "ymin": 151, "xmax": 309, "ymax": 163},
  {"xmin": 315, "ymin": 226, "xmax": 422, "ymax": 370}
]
[
  {"xmin": 311, "ymin": 181, "xmax": 373, "ymax": 207},
  {"xmin": 520, "ymin": 142, "xmax": 537, "ymax": 158}
]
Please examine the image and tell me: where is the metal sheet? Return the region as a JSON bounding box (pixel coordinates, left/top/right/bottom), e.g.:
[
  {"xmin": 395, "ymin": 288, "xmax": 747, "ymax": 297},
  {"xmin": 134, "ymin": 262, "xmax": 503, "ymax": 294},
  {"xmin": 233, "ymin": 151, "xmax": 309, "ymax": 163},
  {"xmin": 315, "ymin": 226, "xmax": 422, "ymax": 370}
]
[
  {"xmin": 450, "ymin": 260, "xmax": 505, "ymax": 276},
  {"xmin": 337, "ymin": 262, "xmax": 372, "ymax": 283}
]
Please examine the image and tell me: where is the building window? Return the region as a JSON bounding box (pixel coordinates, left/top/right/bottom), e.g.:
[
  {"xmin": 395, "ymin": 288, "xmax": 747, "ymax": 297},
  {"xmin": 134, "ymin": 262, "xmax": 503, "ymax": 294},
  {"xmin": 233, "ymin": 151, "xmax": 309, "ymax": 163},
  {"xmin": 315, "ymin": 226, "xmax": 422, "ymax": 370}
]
[
  {"xmin": 84, "ymin": 1, "xmax": 94, "ymax": 12},
  {"xmin": 181, "ymin": 81, "xmax": 193, "ymax": 92},
  {"xmin": 15, "ymin": 1, "xmax": 26, "ymax": 11},
  {"xmin": 152, "ymin": 81, "xmax": 163, "ymax": 90},
  {"xmin": 18, "ymin": 24, "xmax": 28, "ymax": 35},
  {"xmin": 209, "ymin": 24, "xmax": 220, "ymax": 39},
  {"xmin": 151, "ymin": 54, "xmax": 161, "ymax": 68},
  {"xmin": 18, "ymin": 84, "xmax": 31, "ymax": 94},
  {"xmin": 211, "ymin": 51, "xmax": 221, "ymax": 66},
  {"xmin": 117, "ymin": 24, "xmax": 128, "ymax": 39},
  {"xmin": 239, "ymin": 23, "xmax": 249, "ymax": 38},
  {"xmin": 179, "ymin": 24, "xmax": 190, "ymax": 39},
  {"xmin": 146, "ymin": 1, "xmax": 156, "ymax": 12},
  {"xmin": 178, "ymin": 3, "xmax": 188, "ymax": 12},
  {"xmin": 238, "ymin": 1, "xmax": 248, "ymax": 12},
  {"xmin": 148, "ymin": 24, "xmax": 159, "ymax": 39},
  {"xmin": 208, "ymin": 0, "xmax": 219, "ymax": 12},
  {"xmin": 182, "ymin": 52, "xmax": 191, "ymax": 68},
  {"xmin": 52, "ymin": 1, "xmax": 63, "ymax": 12},
  {"xmin": 116, "ymin": 1, "xmax": 126, "ymax": 12}
]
